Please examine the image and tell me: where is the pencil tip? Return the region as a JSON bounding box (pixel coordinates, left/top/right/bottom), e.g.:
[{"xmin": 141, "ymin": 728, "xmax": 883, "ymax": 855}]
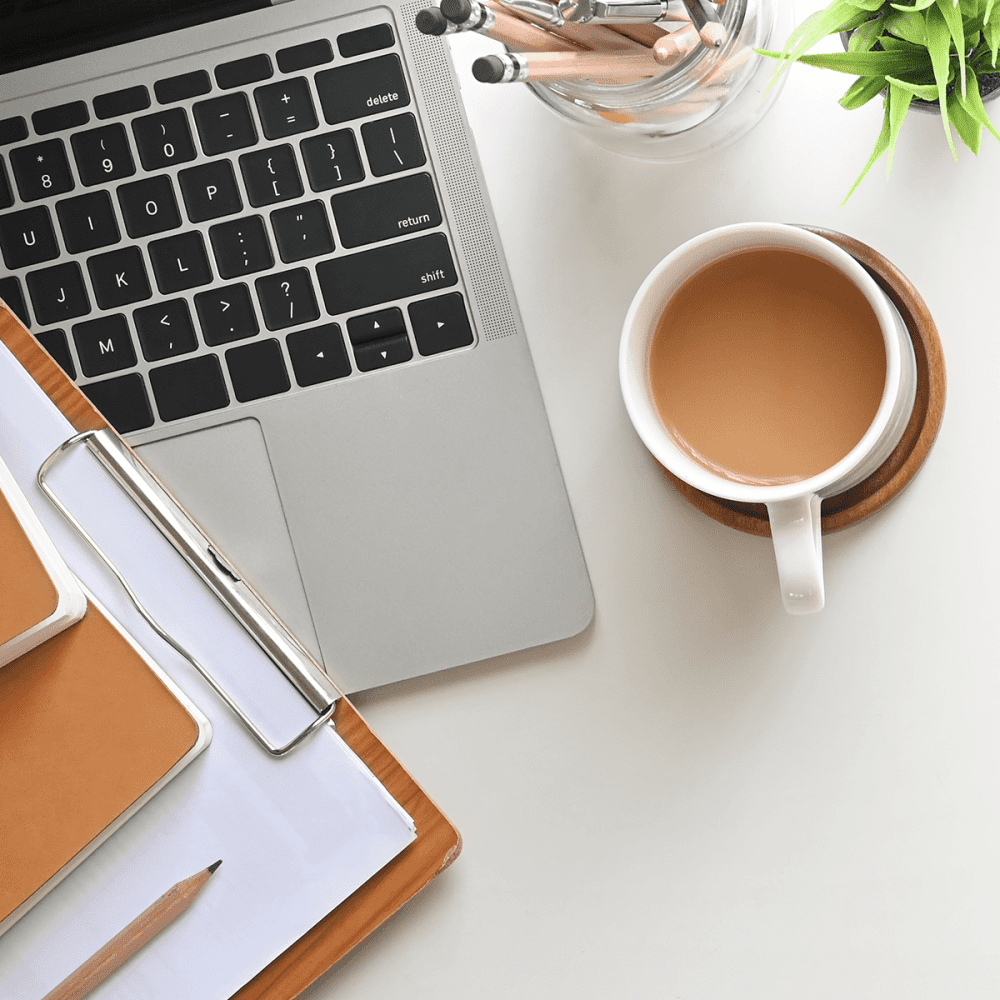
[{"xmin": 208, "ymin": 859, "xmax": 223, "ymax": 875}]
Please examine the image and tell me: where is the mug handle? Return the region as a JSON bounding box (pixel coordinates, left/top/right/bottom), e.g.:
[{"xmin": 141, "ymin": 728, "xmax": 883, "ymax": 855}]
[{"xmin": 765, "ymin": 494, "xmax": 824, "ymax": 614}]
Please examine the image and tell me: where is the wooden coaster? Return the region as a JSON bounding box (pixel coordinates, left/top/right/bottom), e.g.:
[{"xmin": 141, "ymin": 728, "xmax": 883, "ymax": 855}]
[{"xmin": 659, "ymin": 227, "xmax": 947, "ymax": 537}]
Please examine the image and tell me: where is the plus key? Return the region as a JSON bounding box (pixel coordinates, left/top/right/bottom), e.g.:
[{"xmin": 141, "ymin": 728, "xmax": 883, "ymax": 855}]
[{"xmin": 254, "ymin": 77, "xmax": 318, "ymax": 140}]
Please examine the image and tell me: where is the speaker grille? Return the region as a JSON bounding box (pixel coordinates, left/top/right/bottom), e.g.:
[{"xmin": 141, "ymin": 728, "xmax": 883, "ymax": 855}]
[{"xmin": 401, "ymin": 1, "xmax": 519, "ymax": 342}]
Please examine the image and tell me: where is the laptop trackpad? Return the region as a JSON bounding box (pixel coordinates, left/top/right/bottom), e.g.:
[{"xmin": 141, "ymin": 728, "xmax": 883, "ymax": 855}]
[{"xmin": 135, "ymin": 418, "xmax": 322, "ymax": 662}]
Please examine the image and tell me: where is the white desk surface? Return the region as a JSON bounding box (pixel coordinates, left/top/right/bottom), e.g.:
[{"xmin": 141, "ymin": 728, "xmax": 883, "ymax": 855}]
[{"xmin": 317, "ymin": 7, "xmax": 1000, "ymax": 998}]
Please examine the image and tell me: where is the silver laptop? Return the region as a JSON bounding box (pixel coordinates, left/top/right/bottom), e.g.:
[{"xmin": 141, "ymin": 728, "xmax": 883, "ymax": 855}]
[{"xmin": 0, "ymin": 0, "xmax": 593, "ymax": 692}]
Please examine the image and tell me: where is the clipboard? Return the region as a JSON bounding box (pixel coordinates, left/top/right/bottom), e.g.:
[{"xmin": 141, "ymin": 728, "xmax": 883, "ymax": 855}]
[{"xmin": 0, "ymin": 302, "xmax": 461, "ymax": 999}]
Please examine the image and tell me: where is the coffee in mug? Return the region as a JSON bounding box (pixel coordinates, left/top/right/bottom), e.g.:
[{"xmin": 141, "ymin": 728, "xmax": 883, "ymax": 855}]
[
  {"xmin": 647, "ymin": 247, "xmax": 888, "ymax": 486},
  {"xmin": 620, "ymin": 223, "xmax": 918, "ymax": 614}
]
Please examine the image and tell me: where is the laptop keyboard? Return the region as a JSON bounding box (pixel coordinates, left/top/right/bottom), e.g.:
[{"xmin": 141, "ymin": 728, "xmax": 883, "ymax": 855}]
[{"xmin": 0, "ymin": 18, "xmax": 475, "ymax": 435}]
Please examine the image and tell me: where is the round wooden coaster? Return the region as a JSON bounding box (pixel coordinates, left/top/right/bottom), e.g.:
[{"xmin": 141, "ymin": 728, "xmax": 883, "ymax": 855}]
[{"xmin": 659, "ymin": 227, "xmax": 947, "ymax": 537}]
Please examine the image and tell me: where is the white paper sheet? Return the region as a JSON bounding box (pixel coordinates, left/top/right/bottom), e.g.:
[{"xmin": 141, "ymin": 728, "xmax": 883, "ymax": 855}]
[{"xmin": 0, "ymin": 340, "xmax": 416, "ymax": 999}]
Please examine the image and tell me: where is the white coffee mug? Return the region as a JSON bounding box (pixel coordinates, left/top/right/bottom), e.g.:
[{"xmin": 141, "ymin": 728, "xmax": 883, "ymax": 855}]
[{"xmin": 619, "ymin": 223, "xmax": 918, "ymax": 614}]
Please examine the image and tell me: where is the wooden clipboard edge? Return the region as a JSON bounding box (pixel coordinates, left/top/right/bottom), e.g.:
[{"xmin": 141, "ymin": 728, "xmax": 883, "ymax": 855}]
[{"xmin": 0, "ymin": 305, "xmax": 463, "ymax": 997}]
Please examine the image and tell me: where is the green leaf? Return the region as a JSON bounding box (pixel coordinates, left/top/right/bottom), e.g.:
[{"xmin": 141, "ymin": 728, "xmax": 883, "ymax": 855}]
[
  {"xmin": 891, "ymin": 0, "xmax": 937, "ymax": 11},
  {"xmin": 885, "ymin": 73, "xmax": 941, "ymax": 96},
  {"xmin": 957, "ymin": 66, "xmax": 1000, "ymax": 140},
  {"xmin": 985, "ymin": 17, "xmax": 1000, "ymax": 63},
  {"xmin": 763, "ymin": 2, "xmax": 879, "ymax": 90},
  {"xmin": 850, "ymin": 12, "xmax": 888, "ymax": 49},
  {"xmin": 947, "ymin": 87, "xmax": 982, "ymax": 149},
  {"xmin": 841, "ymin": 73, "xmax": 890, "ymax": 107},
  {"xmin": 926, "ymin": 3, "xmax": 961, "ymax": 155},
  {"xmin": 843, "ymin": 95, "xmax": 893, "ymax": 202},
  {"xmin": 885, "ymin": 8, "xmax": 929, "ymax": 42},
  {"xmin": 886, "ymin": 81, "xmax": 915, "ymax": 172},
  {"xmin": 936, "ymin": 0, "xmax": 967, "ymax": 95},
  {"xmin": 792, "ymin": 48, "xmax": 933, "ymax": 74}
]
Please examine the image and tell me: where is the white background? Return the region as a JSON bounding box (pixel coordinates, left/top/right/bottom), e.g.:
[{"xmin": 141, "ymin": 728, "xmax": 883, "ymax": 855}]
[{"xmin": 309, "ymin": 3, "xmax": 1000, "ymax": 997}]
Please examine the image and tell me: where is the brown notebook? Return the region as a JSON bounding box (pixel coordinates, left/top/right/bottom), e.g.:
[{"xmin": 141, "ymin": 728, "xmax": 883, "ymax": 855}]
[
  {"xmin": 0, "ymin": 455, "xmax": 86, "ymax": 665},
  {"xmin": 0, "ymin": 595, "xmax": 211, "ymax": 934}
]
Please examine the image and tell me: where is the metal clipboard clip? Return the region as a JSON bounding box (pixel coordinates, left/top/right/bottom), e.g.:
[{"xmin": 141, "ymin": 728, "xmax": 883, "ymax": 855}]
[{"xmin": 38, "ymin": 428, "xmax": 341, "ymax": 757}]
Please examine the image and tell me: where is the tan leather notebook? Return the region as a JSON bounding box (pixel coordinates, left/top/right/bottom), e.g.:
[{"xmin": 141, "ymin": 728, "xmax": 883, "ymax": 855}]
[
  {"xmin": 0, "ymin": 594, "xmax": 211, "ymax": 935},
  {"xmin": 0, "ymin": 455, "xmax": 86, "ymax": 666}
]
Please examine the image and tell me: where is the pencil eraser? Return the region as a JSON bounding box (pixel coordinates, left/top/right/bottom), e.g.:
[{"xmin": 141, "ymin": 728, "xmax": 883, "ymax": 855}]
[
  {"xmin": 415, "ymin": 7, "xmax": 449, "ymax": 34},
  {"xmin": 440, "ymin": 0, "xmax": 472, "ymax": 23},
  {"xmin": 472, "ymin": 55, "xmax": 505, "ymax": 83}
]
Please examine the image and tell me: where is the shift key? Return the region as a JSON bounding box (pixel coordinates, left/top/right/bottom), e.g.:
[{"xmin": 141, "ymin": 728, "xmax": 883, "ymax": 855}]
[
  {"xmin": 316, "ymin": 232, "xmax": 457, "ymax": 315},
  {"xmin": 331, "ymin": 173, "xmax": 440, "ymax": 249}
]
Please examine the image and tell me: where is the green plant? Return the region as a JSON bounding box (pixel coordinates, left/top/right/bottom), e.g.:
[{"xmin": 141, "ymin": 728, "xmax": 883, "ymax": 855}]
[{"xmin": 761, "ymin": 0, "xmax": 1000, "ymax": 199}]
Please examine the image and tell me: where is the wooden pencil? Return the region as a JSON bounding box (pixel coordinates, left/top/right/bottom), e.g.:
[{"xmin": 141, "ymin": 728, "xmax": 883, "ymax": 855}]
[
  {"xmin": 438, "ymin": 0, "xmax": 583, "ymax": 50},
  {"xmin": 41, "ymin": 862, "xmax": 222, "ymax": 1000},
  {"xmin": 652, "ymin": 22, "xmax": 699, "ymax": 65},
  {"xmin": 493, "ymin": 0, "xmax": 649, "ymax": 52},
  {"xmin": 473, "ymin": 49, "xmax": 663, "ymax": 83}
]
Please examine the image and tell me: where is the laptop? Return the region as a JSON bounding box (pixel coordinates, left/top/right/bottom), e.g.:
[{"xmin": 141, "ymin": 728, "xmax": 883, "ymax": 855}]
[{"xmin": 0, "ymin": 0, "xmax": 593, "ymax": 693}]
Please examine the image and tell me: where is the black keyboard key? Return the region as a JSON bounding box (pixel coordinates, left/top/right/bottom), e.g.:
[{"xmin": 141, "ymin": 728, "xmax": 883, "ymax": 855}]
[
  {"xmin": 154, "ymin": 70, "xmax": 212, "ymax": 105},
  {"xmin": 216, "ymin": 54, "xmax": 272, "ymax": 90},
  {"xmin": 254, "ymin": 78, "xmax": 318, "ymax": 140},
  {"xmin": 315, "ymin": 55, "xmax": 410, "ymax": 125},
  {"xmin": 94, "ymin": 86, "xmax": 151, "ymax": 120},
  {"xmin": 256, "ymin": 268, "xmax": 319, "ymax": 331},
  {"xmin": 331, "ymin": 172, "xmax": 440, "ymax": 249},
  {"xmin": 56, "ymin": 191, "xmax": 121, "ymax": 253},
  {"xmin": 9, "ymin": 140, "xmax": 74, "ymax": 202},
  {"xmin": 347, "ymin": 307, "xmax": 404, "ymax": 345},
  {"xmin": 132, "ymin": 109, "xmax": 197, "ymax": 170},
  {"xmin": 276, "ymin": 39, "xmax": 333, "ymax": 74},
  {"xmin": 118, "ymin": 175, "xmax": 181, "ymax": 238},
  {"xmin": 148, "ymin": 231, "xmax": 213, "ymax": 294},
  {"xmin": 239, "ymin": 144, "xmax": 303, "ymax": 207},
  {"xmin": 0, "ymin": 206, "xmax": 59, "ymax": 269},
  {"xmin": 36, "ymin": 328, "xmax": 76, "ymax": 379},
  {"xmin": 26, "ymin": 262, "xmax": 90, "ymax": 326},
  {"xmin": 149, "ymin": 354, "xmax": 230, "ymax": 422},
  {"xmin": 362, "ymin": 113, "xmax": 425, "ymax": 176},
  {"xmin": 209, "ymin": 215, "xmax": 273, "ymax": 278},
  {"xmin": 195, "ymin": 284, "xmax": 259, "ymax": 345},
  {"xmin": 286, "ymin": 323, "xmax": 350, "ymax": 386},
  {"xmin": 271, "ymin": 201, "xmax": 334, "ymax": 263},
  {"xmin": 88, "ymin": 246, "xmax": 152, "ymax": 308},
  {"xmin": 226, "ymin": 338, "xmax": 290, "ymax": 401},
  {"xmin": 0, "ymin": 117, "xmax": 28, "ymax": 146},
  {"xmin": 134, "ymin": 299, "xmax": 198, "ymax": 361},
  {"xmin": 71, "ymin": 123, "xmax": 136, "ymax": 186},
  {"xmin": 300, "ymin": 130, "xmax": 364, "ymax": 191},
  {"xmin": 316, "ymin": 232, "xmax": 457, "ymax": 314},
  {"xmin": 353, "ymin": 333, "xmax": 411, "ymax": 372},
  {"xmin": 0, "ymin": 276, "xmax": 31, "ymax": 327},
  {"xmin": 409, "ymin": 292, "xmax": 474, "ymax": 355},
  {"xmin": 81, "ymin": 373, "xmax": 154, "ymax": 433},
  {"xmin": 0, "ymin": 158, "xmax": 14, "ymax": 210},
  {"xmin": 338, "ymin": 24, "xmax": 395, "ymax": 58},
  {"xmin": 33, "ymin": 101, "xmax": 89, "ymax": 135},
  {"xmin": 72, "ymin": 313, "xmax": 137, "ymax": 376},
  {"xmin": 178, "ymin": 161, "xmax": 242, "ymax": 224},
  {"xmin": 193, "ymin": 94, "xmax": 257, "ymax": 156}
]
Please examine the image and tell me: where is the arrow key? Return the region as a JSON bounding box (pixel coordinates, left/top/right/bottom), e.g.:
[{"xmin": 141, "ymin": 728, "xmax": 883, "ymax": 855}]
[
  {"xmin": 353, "ymin": 332, "xmax": 411, "ymax": 372},
  {"xmin": 346, "ymin": 306, "xmax": 404, "ymax": 346},
  {"xmin": 134, "ymin": 298, "xmax": 198, "ymax": 361},
  {"xmin": 287, "ymin": 323, "xmax": 351, "ymax": 386}
]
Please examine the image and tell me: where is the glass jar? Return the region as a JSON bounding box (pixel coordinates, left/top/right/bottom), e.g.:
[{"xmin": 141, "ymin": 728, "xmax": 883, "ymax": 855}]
[{"xmin": 527, "ymin": 0, "xmax": 796, "ymax": 161}]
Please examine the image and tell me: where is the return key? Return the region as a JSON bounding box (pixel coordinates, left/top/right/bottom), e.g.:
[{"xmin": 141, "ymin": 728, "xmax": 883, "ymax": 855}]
[{"xmin": 330, "ymin": 172, "xmax": 441, "ymax": 249}]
